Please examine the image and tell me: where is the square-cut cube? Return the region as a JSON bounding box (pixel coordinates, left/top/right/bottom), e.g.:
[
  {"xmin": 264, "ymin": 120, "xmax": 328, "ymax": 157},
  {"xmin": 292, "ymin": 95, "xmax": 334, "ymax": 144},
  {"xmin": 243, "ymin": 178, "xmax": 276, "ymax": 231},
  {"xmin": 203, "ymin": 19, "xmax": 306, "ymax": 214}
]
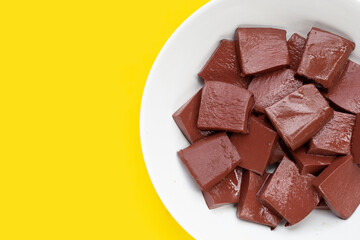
[
  {"xmin": 230, "ymin": 116, "xmax": 277, "ymax": 175},
  {"xmin": 237, "ymin": 171, "xmax": 282, "ymax": 229},
  {"xmin": 313, "ymin": 155, "xmax": 360, "ymax": 219},
  {"xmin": 268, "ymin": 140, "xmax": 286, "ymax": 165},
  {"xmin": 326, "ymin": 60, "xmax": 360, "ymax": 114},
  {"xmin": 287, "ymin": 33, "xmax": 306, "ymax": 71},
  {"xmin": 178, "ymin": 133, "xmax": 241, "ymax": 191},
  {"xmin": 198, "ymin": 40, "xmax": 250, "ymax": 88},
  {"xmin": 173, "ymin": 89, "xmax": 213, "ymax": 144},
  {"xmin": 257, "ymin": 157, "xmax": 320, "ymax": 225},
  {"xmin": 202, "ymin": 167, "xmax": 242, "ymax": 209},
  {"xmin": 234, "ymin": 28, "xmax": 289, "ymax": 76},
  {"xmin": 248, "ymin": 69, "xmax": 303, "ymax": 113},
  {"xmin": 290, "ymin": 146, "xmax": 336, "ymax": 175},
  {"xmin": 297, "ymin": 27, "xmax": 355, "ymax": 89},
  {"xmin": 308, "ymin": 111, "xmax": 356, "ymax": 156},
  {"xmin": 265, "ymin": 84, "xmax": 333, "ymax": 151},
  {"xmin": 198, "ymin": 81, "xmax": 254, "ymax": 133}
]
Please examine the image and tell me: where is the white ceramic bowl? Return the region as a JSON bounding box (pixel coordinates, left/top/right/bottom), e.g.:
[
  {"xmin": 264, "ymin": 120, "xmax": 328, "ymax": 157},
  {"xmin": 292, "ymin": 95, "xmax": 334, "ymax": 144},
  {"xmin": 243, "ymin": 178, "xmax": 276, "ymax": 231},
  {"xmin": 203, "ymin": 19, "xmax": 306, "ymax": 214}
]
[{"xmin": 140, "ymin": 0, "xmax": 360, "ymax": 239}]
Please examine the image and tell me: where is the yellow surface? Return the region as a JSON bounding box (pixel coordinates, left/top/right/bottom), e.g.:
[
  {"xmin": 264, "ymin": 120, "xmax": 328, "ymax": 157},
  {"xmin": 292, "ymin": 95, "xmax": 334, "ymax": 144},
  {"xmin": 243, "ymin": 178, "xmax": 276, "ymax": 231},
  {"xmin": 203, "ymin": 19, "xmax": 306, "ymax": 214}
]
[{"xmin": 0, "ymin": 0, "xmax": 210, "ymax": 239}]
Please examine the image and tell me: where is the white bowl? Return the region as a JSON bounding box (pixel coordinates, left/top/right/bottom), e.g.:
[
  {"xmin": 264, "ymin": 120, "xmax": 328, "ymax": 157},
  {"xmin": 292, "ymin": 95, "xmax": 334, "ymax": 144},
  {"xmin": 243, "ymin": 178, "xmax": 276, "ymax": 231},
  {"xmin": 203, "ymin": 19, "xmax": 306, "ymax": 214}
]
[{"xmin": 140, "ymin": 0, "xmax": 360, "ymax": 239}]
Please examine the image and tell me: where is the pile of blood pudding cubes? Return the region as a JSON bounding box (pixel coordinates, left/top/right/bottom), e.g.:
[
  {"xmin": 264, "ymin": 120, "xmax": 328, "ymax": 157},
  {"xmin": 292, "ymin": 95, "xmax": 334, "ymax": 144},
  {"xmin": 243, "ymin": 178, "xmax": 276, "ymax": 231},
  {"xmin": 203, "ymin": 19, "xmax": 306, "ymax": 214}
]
[{"xmin": 173, "ymin": 27, "xmax": 360, "ymax": 229}]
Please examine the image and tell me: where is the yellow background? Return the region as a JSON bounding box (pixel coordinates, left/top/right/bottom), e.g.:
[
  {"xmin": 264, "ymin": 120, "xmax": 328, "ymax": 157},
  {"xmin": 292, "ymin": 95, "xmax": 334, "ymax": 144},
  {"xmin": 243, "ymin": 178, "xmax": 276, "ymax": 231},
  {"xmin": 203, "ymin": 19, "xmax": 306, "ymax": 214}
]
[{"xmin": 0, "ymin": 0, "xmax": 210, "ymax": 239}]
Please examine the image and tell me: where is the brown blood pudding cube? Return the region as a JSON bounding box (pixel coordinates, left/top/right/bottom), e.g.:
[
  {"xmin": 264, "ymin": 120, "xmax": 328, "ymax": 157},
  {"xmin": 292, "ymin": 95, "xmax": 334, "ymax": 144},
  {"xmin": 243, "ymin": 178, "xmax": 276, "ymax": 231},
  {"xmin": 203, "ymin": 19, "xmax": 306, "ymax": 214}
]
[
  {"xmin": 173, "ymin": 89, "xmax": 213, "ymax": 144},
  {"xmin": 234, "ymin": 28, "xmax": 289, "ymax": 76},
  {"xmin": 197, "ymin": 81, "xmax": 254, "ymax": 133},
  {"xmin": 297, "ymin": 27, "xmax": 355, "ymax": 89},
  {"xmin": 326, "ymin": 60, "xmax": 360, "ymax": 114},
  {"xmin": 265, "ymin": 84, "xmax": 334, "ymax": 151},
  {"xmin": 313, "ymin": 155, "xmax": 360, "ymax": 219},
  {"xmin": 198, "ymin": 40, "xmax": 250, "ymax": 88},
  {"xmin": 287, "ymin": 33, "xmax": 306, "ymax": 71},
  {"xmin": 202, "ymin": 167, "xmax": 242, "ymax": 209},
  {"xmin": 237, "ymin": 171, "xmax": 282, "ymax": 229},
  {"xmin": 255, "ymin": 115, "xmax": 286, "ymax": 165},
  {"xmin": 352, "ymin": 114, "xmax": 360, "ymax": 164},
  {"xmin": 308, "ymin": 111, "xmax": 356, "ymax": 156},
  {"xmin": 257, "ymin": 156, "xmax": 320, "ymax": 225},
  {"xmin": 290, "ymin": 146, "xmax": 336, "ymax": 175},
  {"xmin": 230, "ymin": 116, "xmax": 278, "ymax": 175},
  {"xmin": 178, "ymin": 132, "xmax": 241, "ymax": 191},
  {"xmin": 248, "ymin": 68, "xmax": 303, "ymax": 113},
  {"xmin": 268, "ymin": 140, "xmax": 286, "ymax": 165}
]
